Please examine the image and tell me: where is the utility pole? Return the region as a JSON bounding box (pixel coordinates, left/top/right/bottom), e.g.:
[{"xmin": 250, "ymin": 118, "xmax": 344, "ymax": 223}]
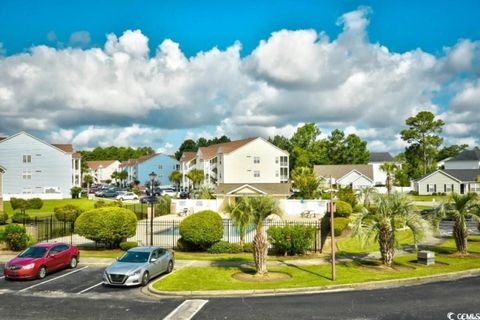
[{"xmin": 330, "ymin": 175, "xmax": 336, "ymax": 281}]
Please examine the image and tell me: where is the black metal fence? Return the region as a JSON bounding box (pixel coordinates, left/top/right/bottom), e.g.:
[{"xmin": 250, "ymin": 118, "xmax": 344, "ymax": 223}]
[{"xmin": 23, "ymin": 218, "xmax": 323, "ymax": 252}]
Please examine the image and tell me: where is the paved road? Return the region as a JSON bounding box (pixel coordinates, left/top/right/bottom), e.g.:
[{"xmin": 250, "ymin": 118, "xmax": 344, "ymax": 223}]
[{"xmin": 1, "ymin": 262, "xmax": 479, "ymax": 320}]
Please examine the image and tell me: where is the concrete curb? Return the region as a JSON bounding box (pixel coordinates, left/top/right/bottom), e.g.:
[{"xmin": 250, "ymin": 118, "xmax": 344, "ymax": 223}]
[{"xmin": 147, "ymin": 268, "xmax": 480, "ymax": 298}]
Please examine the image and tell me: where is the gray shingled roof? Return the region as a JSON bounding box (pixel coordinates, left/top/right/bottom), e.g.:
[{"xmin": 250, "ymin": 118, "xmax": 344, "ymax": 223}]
[
  {"xmin": 447, "ymin": 147, "xmax": 480, "ymax": 162},
  {"xmin": 444, "ymin": 169, "xmax": 480, "ymax": 182},
  {"xmin": 214, "ymin": 183, "xmax": 291, "ymax": 196},
  {"xmin": 369, "ymin": 152, "xmax": 394, "ymax": 162},
  {"xmin": 314, "ymin": 165, "xmax": 374, "ymax": 180}
]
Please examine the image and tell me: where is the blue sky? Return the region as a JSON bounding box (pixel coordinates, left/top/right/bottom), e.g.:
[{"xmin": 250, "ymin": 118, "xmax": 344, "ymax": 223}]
[{"xmin": 0, "ymin": 1, "xmax": 479, "ymax": 153}]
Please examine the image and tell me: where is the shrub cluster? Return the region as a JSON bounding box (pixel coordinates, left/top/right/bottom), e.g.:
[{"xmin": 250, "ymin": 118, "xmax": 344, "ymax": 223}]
[
  {"xmin": 94, "ymin": 200, "xmax": 122, "ymax": 208},
  {"xmin": 178, "ymin": 210, "xmax": 223, "ymax": 250},
  {"xmin": 70, "ymin": 186, "xmax": 82, "ymax": 199},
  {"xmin": 1, "ymin": 224, "xmax": 29, "ymax": 250},
  {"xmin": 335, "ymin": 200, "xmax": 353, "ymax": 218},
  {"xmin": 54, "ymin": 205, "xmax": 84, "ymax": 222},
  {"xmin": 242, "ymin": 242, "xmax": 254, "ymax": 253},
  {"xmin": 11, "ymin": 212, "xmax": 31, "ymax": 223},
  {"xmin": 155, "ymin": 195, "xmax": 171, "ymax": 216},
  {"xmin": 207, "ymin": 241, "xmax": 243, "ymax": 254},
  {"xmin": 120, "ymin": 241, "xmax": 139, "ymax": 251},
  {"xmin": 0, "ymin": 211, "xmax": 9, "ymax": 225},
  {"xmin": 337, "ymin": 188, "xmax": 357, "ymax": 207},
  {"xmin": 333, "ymin": 217, "xmax": 350, "ymax": 236},
  {"xmin": 75, "ymin": 207, "xmax": 137, "ymax": 248},
  {"xmin": 10, "ymin": 197, "xmax": 43, "ymax": 212},
  {"xmin": 267, "ymin": 224, "xmax": 316, "ymax": 255}
]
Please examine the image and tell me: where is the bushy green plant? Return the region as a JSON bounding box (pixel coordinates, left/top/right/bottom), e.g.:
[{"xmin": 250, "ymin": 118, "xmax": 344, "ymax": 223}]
[
  {"xmin": 353, "ymin": 204, "xmax": 365, "ymax": 212},
  {"xmin": 94, "ymin": 200, "xmax": 122, "ymax": 208},
  {"xmin": 179, "ymin": 210, "xmax": 223, "ymax": 250},
  {"xmin": 337, "ymin": 188, "xmax": 357, "ymax": 207},
  {"xmin": 54, "ymin": 205, "xmax": 83, "ymax": 222},
  {"xmin": 0, "ymin": 211, "xmax": 8, "ymax": 225},
  {"xmin": 75, "ymin": 207, "xmax": 137, "ymax": 248},
  {"xmin": 176, "ymin": 237, "xmax": 200, "ymax": 252},
  {"xmin": 207, "ymin": 241, "xmax": 243, "ymax": 254},
  {"xmin": 119, "ymin": 241, "xmax": 139, "ymax": 251},
  {"xmin": 2, "ymin": 224, "xmax": 29, "ymax": 250},
  {"xmin": 10, "ymin": 197, "xmax": 43, "ymax": 213},
  {"xmin": 267, "ymin": 224, "xmax": 316, "ymax": 255},
  {"xmin": 11, "ymin": 212, "xmax": 30, "ymax": 223},
  {"xmin": 335, "ymin": 200, "xmax": 353, "ymax": 218},
  {"xmin": 333, "ymin": 217, "xmax": 350, "ymax": 236},
  {"xmin": 27, "ymin": 198, "xmax": 43, "ymax": 209},
  {"xmin": 242, "ymin": 242, "xmax": 253, "ymax": 253},
  {"xmin": 155, "ymin": 195, "xmax": 171, "ymax": 216},
  {"xmin": 70, "ymin": 186, "xmax": 82, "ymax": 199}
]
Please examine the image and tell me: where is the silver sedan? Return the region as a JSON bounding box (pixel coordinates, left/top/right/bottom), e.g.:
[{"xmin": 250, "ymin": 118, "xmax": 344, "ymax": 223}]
[{"xmin": 103, "ymin": 246, "xmax": 175, "ymax": 286}]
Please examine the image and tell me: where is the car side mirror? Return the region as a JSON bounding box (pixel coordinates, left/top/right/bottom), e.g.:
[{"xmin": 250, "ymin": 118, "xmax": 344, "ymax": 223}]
[
  {"xmin": 49, "ymin": 253, "xmax": 56, "ymax": 258},
  {"xmin": 150, "ymin": 258, "xmax": 157, "ymax": 262}
]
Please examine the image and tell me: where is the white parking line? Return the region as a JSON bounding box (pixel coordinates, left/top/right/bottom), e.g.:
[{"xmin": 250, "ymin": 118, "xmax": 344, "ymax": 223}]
[
  {"xmin": 163, "ymin": 299, "xmax": 209, "ymax": 320},
  {"xmin": 18, "ymin": 266, "xmax": 88, "ymax": 293},
  {"xmin": 77, "ymin": 282, "xmax": 103, "ymax": 294}
]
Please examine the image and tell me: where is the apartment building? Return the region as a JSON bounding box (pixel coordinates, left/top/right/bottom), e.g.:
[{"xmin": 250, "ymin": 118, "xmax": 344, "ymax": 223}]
[
  {"xmin": 86, "ymin": 160, "xmax": 121, "ymax": 184},
  {"xmin": 0, "ymin": 132, "xmax": 81, "ymax": 200}
]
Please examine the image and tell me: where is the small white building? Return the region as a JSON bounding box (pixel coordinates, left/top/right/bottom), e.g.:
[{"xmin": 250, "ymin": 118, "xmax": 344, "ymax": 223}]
[
  {"xmin": 86, "ymin": 160, "xmax": 121, "ymax": 184},
  {"xmin": 368, "ymin": 152, "xmax": 395, "ymax": 186},
  {"xmin": 314, "ymin": 165, "xmax": 374, "ymax": 190},
  {"xmin": 0, "ymin": 132, "xmax": 81, "ymax": 200}
]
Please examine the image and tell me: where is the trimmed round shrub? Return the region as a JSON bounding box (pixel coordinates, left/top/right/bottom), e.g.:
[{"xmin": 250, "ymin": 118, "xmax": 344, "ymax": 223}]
[
  {"xmin": 242, "ymin": 242, "xmax": 254, "ymax": 253},
  {"xmin": 94, "ymin": 200, "xmax": 122, "ymax": 209},
  {"xmin": 2, "ymin": 224, "xmax": 29, "ymax": 250},
  {"xmin": 335, "ymin": 200, "xmax": 353, "ymax": 218},
  {"xmin": 120, "ymin": 241, "xmax": 139, "ymax": 251},
  {"xmin": 28, "ymin": 198, "xmax": 43, "ymax": 209},
  {"xmin": 333, "ymin": 217, "xmax": 350, "ymax": 236},
  {"xmin": 54, "ymin": 205, "xmax": 83, "ymax": 222},
  {"xmin": 179, "ymin": 210, "xmax": 223, "ymax": 250},
  {"xmin": 0, "ymin": 211, "xmax": 8, "ymax": 225},
  {"xmin": 207, "ymin": 241, "xmax": 243, "ymax": 254},
  {"xmin": 267, "ymin": 224, "xmax": 316, "ymax": 255},
  {"xmin": 11, "ymin": 212, "xmax": 30, "ymax": 223},
  {"xmin": 75, "ymin": 207, "xmax": 137, "ymax": 248}
]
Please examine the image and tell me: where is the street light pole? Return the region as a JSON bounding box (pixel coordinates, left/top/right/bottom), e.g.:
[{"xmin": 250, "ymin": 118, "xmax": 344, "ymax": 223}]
[
  {"xmin": 330, "ymin": 175, "xmax": 336, "ymax": 281},
  {"xmin": 149, "ymin": 171, "xmax": 157, "ymax": 247}
]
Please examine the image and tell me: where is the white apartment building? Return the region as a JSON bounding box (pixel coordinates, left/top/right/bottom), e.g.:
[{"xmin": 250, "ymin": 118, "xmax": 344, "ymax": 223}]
[
  {"xmin": 86, "ymin": 160, "xmax": 121, "ymax": 184},
  {"xmin": 0, "ymin": 132, "xmax": 81, "ymax": 200},
  {"xmin": 180, "ymin": 137, "xmax": 290, "ymax": 198}
]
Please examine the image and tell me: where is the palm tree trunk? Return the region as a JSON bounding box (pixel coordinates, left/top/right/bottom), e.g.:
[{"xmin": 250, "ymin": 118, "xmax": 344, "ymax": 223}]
[
  {"xmin": 253, "ymin": 225, "xmax": 268, "ymax": 275},
  {"xmin": 386, "ymin": 175, "xmax": 392, "ymax": 195},
  {"xmin": 239, "ymin": 228, "xmax": 245, "ymax": 247},
  {"xmin": 378, "ymin": 226, "xmax": 395, "ymax": 266},
  {"xmin": 453, "ymin": 221, "xmax": 468, "ymax": 254}
]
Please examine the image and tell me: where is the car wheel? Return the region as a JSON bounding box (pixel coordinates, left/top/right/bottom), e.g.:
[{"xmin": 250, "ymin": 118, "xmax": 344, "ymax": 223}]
[
  {"xmin": 38, "ymin": 266, "xmax": 47, "ymax": 279},
  {"xmin": 141, "ymin": 271, "xmax": 150, "ymax": 286},
  {"xmin": 69, "ymin": 256, "xmax": 78, "ymax": 269},
  {"xmin": 167, "ymin": 260, "xmax": 174, "ymax": 274}
]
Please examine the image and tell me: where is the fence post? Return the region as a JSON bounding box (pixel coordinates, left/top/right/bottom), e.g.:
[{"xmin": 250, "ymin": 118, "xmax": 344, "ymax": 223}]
[
  {"xmin": 70, "ymin": 222, "xmax": 74, "ymax": 245},
  {"xmin": 49, "ymin": 216, "xmax": 53, "ymax": 242}
]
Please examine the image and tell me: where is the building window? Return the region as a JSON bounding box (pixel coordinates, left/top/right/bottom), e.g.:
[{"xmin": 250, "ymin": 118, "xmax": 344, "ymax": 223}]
[
  {"xmin": 280, "ymin": 156, "xmax": 288, "ymax": 166},
  {"xmin": 470, "ymin": 183, "xmax": 480, "ymax": 192},
  {"xmin": 173, "ymin": 165, "xmax": 176, "ymax": 170},
  {"xmin": 158, "ymin": 165, "xmax": 163, "ymax": 170},
  {"xmin": 444, "ymin": 184, "xmax": 453, "ymax": 192},
  {"xmin": 427, "ymin": 184, "xmax": 436, "ymax": 193},
  {"xmin": 22, "ymin": 171, "xmax": 32, "ymax": 180},
  {"xmin": 22, "ymin": 188, "xmax": 32, "ymax": 194},
  {"xmin": 254, "ymin": 171, "xmax": 260, "ymax": 178},
  {"xmin": 280, "ymin": 168, "xmax": 288, "ymax": 180},
  {"xmin": 23, "ymin": 155, "xmax": 32, "ymax": 163},
  {"xmin": 254, "ymin": 156, "xmax": 260, "ymax": 164}
]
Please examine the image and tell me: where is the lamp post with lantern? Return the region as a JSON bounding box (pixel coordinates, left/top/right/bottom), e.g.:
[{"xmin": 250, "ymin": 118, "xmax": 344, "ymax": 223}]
[{"xmin": 149, "ymin": 171, "xmax": 157, "ymax": 246}]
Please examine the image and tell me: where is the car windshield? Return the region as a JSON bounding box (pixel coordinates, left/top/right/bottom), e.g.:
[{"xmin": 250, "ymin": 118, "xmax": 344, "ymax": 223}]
[
  {"xmin": 18, "ymin": 247, "xmax": 47, "ymax": 258},
  {"xmin": 118, "ymin": 251, "xmax": 150, "ymax": 263}
]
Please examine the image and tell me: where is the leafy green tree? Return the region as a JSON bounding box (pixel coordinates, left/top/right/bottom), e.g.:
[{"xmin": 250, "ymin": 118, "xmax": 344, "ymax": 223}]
[
  {"xmin": 268, "ymin": 135, "xmax": 292, "ymax": 153},
  {"xmin": 79, "ymin": 146, "xmax": 154, "ymax": 162},
  {"xmin": 117, "ymin": 170, "xmax": 128, "ymax": 187},
  {"xmin": 352, "ymin": 193, "xmax": 426, "ymax": 266},
  {"xmin": 436, "ymin": 144, "xmax": 469, "ymax": 162},
  {"xmin": 345, "ymin": 134, "xmax": 370, "ymax": 164},
  {"xmin": 400, "ymin": 111, "xmax": 445, "ymax": 176},
  {"xmin": 380, "ymin": 162, "xmax": 398, "ymax": 194},
  {"xmin": 291, "ymin": 166, "xmax": 320, "ymax": 199},
  {"xmin": 432, "ymin": 193, "xmax": 480, "ymax": 254},
  {"xmin": 225, "ymin": 199, "xmax": 254, "ymax": 246},
  {"xmin": 175, "ymin": 139, "xmax": 197, "ymax": 160}
]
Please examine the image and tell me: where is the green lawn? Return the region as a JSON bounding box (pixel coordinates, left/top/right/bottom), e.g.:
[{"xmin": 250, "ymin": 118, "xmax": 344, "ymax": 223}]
[
  {"xmin": 3, "ymin": 198, "xmax": 97, "ymax": 219},
  {"xmin": 175, "ymin": 252, "xmax": 327, "ymax": 262},
  {"xmin": 411, "ymin": 195, "xmax": 449, "ymax": 202},
  {"xmin": 153, "ymin": 253, "xmax": 480, "ymax": 291},
  {"xmin": 80, "ymin": 249, "xmax": 124, "ymax": 259},
  {"xmin": 431, "ymin": 235, "xmax": 480, "ymax": 254},
  {"xmin": 336, "ymin": 229, "xmax": 415, "ymax": 254}
]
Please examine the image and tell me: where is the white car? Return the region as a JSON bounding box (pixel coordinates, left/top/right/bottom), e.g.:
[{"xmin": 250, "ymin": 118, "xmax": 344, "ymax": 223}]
[
  {"xmin": 161, "ymin": 189, "xmax": 177, "ymax": 197},
  {"xmin": 116, "ymin": 192, "xmax": 139, "ymax": 201}
]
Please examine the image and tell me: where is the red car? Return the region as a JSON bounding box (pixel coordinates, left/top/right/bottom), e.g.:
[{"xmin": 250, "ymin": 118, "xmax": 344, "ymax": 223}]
[{"xmin": 4, "ymin": 242, "xmax": 79, "ymax": 280}]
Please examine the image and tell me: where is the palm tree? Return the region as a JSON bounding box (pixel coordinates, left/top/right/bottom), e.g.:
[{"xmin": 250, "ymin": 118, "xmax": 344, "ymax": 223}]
[
  {"xmin": 352, "ymin": 193, "xmax": 426, "ymax": 266},
  {"xmin": 83, "ymin": 175, "xmax": 93, "ymax": 194},
  {"xmin": 118, "ymin": 170, "xmax": 128, "ymax": 187},
  {"xmin": 380, "ymin": 163, "xmax": 398, "ymax": 194},
  {"xmin": 111, "ymin": 171, "xmax": 120, "ymax": 185},
  {"xmin": 169, "ymin": 171, "xmax": 182, "ymax": 190},
  {"xmin": 432, "ymin": 193, "xmax": 480, "ymax": 254},
  {"xmin": 357, "ymin": 186, "xmax": 377, "ymax": 209},
  {"xmin": 186, "ymin": 169, "xmax": 205, "ymax": 192},
  {"xmin": 225, "ymin": 198, "xmax": 254, "ymax": 247},
  {"xmin": 249, "ymin": 196, "xmax": 282, "ymax": 275}
]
